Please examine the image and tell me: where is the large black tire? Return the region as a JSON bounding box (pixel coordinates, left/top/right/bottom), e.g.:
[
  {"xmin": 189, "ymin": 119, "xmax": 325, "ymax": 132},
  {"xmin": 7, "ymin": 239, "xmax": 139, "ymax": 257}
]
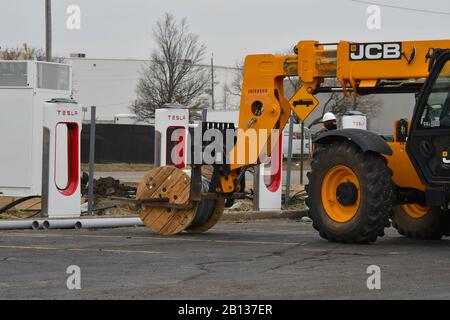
[
  {"xmin": 392, "ymin": 205, "xmax": 450, "ymax": 240},
  {"xmin": 306, "ymin": 141, "xmax": 393, "ymax": 244}
]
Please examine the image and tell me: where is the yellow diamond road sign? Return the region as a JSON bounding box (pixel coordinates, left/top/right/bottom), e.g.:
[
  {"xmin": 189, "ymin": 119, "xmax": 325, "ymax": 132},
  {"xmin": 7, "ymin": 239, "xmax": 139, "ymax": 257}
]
[{"xmin": 289, "ymin": 86, "xmax": 320, "ymax": 122}]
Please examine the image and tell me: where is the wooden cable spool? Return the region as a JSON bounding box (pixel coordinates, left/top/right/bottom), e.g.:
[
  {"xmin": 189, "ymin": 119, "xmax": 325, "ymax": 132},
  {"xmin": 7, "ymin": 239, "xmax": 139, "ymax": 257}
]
[{"xmin": 136, "ymin": 166, "xmax": 224, "ymax": 235}]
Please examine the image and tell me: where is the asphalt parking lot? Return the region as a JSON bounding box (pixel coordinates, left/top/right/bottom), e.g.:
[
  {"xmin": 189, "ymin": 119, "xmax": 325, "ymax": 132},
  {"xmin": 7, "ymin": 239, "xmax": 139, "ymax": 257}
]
[{"xmin": 0, "ymin": 219, "xmax": 450, "ymax": 300}]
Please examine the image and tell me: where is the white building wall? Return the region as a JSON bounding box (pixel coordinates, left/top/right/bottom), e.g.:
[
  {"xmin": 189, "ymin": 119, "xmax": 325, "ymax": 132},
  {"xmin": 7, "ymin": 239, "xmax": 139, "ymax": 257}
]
[{"xmin": 68, "ymin": 57, "xmax": 240, "ymax": 122}]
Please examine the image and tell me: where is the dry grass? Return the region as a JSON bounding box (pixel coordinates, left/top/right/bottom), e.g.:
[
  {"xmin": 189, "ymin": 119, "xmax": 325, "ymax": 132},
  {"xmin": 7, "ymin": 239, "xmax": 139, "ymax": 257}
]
[
  {"xmin": 80, "ymin": 163, "xmax": 154, "ymax": 172},
  {"xmin": 80, "ymin": 161, "xmax": 310, "ymax": 173}
]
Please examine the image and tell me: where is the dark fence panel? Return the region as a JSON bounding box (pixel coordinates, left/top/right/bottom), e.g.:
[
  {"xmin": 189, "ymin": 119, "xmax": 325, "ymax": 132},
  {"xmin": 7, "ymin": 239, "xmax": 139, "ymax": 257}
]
[{"xmin": 81, "ymin": 124, "xmax": 155, "ymax": 164}]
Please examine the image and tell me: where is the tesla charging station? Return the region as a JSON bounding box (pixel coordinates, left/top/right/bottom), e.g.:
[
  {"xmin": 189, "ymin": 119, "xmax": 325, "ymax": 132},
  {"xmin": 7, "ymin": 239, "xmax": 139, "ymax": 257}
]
[
  {"xmin": 0, "ymin": 61, "xmax": 72, "ymax": 197},
  {"xmin": 342, "ymin": 111, "xmax": 368, "ymax": 130},
  {"xmin": 0, "ymin": 61, "xmax": 82, "ymax": 218},
  {"xmin": 42, "ymin": 99, "xmax": 82, "ymax": 218},
  {"xmin": 254, "ymin": 136, "xmax": 283, "ymax": 211},
  {"xmin": 155, "ymin": 106, "xmax": 283, "ymax": 211},
  {"xmin": 154, "ymin": 106, "xmax": 189, "ymax": 168}
]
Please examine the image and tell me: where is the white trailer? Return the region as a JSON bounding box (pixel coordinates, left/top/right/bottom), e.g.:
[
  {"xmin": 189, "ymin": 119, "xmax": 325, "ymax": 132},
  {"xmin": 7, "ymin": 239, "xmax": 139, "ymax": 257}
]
[{"xmin": 0, "ymin": 61, "xmax": 72, "ymax": 197}]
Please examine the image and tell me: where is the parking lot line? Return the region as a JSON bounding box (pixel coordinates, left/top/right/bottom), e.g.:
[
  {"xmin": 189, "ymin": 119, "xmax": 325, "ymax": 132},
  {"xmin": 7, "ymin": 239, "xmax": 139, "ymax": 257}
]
[{"xmin": 0, "ymin": 245, "xmax": 161, "ymax": 255}]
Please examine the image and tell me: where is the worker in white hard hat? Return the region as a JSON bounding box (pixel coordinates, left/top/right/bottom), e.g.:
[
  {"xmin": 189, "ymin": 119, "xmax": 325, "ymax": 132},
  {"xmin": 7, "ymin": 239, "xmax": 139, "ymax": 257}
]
[
  {"xmin": 312, "ymin": 112, "xmax": 338, "ymax": 156},
  {"xmin": 321, "ymin": 112, "xmax": 338, "ymax": 132}
]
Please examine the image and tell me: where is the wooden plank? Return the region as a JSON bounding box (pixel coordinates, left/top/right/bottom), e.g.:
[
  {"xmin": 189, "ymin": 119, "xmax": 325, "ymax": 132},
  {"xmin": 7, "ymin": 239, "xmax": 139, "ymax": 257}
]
[
  {"xmin": 149, "ymin": 173, "xmax": 194, "ymax": 234},
  {"xmin": 137, "ymin": 166, "xmax": 196, "ymax": 235},
  {"xmin": 138, "ymin": 167, "xmax": 187, "ymax": 224}
]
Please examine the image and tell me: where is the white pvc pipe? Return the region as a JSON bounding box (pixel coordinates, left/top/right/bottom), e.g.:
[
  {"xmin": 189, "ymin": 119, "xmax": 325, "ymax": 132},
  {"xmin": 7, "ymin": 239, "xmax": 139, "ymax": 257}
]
[
  {"xmin": 0, "ymin": 217, "xmax": 143, "ymax": 231},
  {"xmin": 75, "ymin": 217, "xmax": 143, "ymax": 230},
  {"xmin": 43, "ymin": 219, "xmax": 79, "ymax": 230},
  {"xmin": 32, "ymin": 220, "xmax": 44, "ymax": 230},
  {"xmin": 0, "ymin": 220, "xmax": 34, "ymax": 230}
]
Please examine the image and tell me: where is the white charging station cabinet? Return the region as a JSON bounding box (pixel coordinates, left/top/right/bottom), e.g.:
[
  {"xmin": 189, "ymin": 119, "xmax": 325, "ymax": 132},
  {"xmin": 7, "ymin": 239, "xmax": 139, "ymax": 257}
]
[
  {"xmin": 154, "ymin": 107, "xmax": 189, "ymax": 168},
  {"xmin": 254, "ymin": 136, "xmax": 283, "ymax": 211},
  {"xmin": 342, "ymin": 111, "xmax": 368, "ymax": 130},
  {"xmin": 41, "ymin": 99, "xmax": 82, "ymax": 218},
  {"xmin": 0, "ymin": 61, "xmax": 72, "ymax": 198}
]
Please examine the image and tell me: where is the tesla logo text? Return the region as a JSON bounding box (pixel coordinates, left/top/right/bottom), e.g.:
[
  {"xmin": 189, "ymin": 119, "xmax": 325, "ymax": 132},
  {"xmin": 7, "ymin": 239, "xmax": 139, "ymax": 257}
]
[
  {"xmin": 350, "ymin": 43, "xmax": 402, "ymax": 61},
  {"xmin": 168, "ymin": 115, "xmax": 186, "ymax": 121},
  {"xmin": 57, "ymin": 110, "xmax": 79, "ymax": 116}
]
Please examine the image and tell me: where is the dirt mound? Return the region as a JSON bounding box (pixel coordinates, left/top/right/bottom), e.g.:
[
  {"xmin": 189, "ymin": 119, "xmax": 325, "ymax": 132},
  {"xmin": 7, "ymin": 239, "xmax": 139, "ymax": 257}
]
[{"xmin": 81, "ymin": 173, "xmax": 136, "ymax": 198}]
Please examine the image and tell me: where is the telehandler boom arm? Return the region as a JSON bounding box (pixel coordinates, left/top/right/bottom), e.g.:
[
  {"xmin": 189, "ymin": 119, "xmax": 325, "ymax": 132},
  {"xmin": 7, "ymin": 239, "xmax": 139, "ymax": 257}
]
[{"xmin": 229, "ymin": 40, "xmax": 450, "ymax": 174}]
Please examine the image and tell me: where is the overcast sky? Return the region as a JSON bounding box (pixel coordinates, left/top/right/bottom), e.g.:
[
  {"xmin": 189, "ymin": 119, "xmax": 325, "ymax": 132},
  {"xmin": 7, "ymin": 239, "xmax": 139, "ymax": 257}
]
[{"xmin": 1, "ymin": 0, "xmax": 450, "ymax": 66}]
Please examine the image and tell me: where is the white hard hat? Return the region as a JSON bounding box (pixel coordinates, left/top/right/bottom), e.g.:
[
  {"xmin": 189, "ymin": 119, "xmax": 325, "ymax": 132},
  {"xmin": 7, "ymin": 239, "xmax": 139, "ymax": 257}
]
[{"xmin": 322, "ymin": 112, "xmax": 337, "ymax": 122}]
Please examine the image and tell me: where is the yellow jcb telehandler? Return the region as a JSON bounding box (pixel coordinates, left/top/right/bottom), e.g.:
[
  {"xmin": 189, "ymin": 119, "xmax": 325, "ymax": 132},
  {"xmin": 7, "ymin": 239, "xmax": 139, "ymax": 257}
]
[{"xmin": 136, "ymin": 40, "xmax": 450, "ymax": 244}]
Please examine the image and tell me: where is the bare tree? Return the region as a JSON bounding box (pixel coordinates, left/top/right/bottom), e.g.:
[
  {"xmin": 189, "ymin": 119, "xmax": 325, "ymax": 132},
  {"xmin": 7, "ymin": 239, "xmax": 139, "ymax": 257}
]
[
  {"xmin": 221, "ymin": 83, "xmax": 229, "ymax": 109},
  {"xmin": 0, "ymin": 46, "xmax": 26, "ymax": 60},
  {"xmin": 226, "ymin": 60, "xmax": 244, "ymax": 98},
  {"xmin": 132, "ymin": 13, "xmax": 209, "ymax": 121},
  {"xmin": 0, "ymin": 45, "xmax": 64, "ymax": 62}
]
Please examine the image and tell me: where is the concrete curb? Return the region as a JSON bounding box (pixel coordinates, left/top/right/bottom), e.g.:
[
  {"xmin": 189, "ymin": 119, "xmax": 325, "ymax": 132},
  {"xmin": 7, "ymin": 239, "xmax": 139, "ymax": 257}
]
[{"xmin": 222, "ymin": 209, "xmax": 308, "ymax": 222}]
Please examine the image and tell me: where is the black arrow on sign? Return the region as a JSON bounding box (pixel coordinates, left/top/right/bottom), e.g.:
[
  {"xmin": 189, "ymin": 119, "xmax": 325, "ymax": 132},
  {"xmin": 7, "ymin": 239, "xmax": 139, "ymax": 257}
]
[{"xmin": 293, "ymin": 99, "xmax": 314, "ymax": 107}]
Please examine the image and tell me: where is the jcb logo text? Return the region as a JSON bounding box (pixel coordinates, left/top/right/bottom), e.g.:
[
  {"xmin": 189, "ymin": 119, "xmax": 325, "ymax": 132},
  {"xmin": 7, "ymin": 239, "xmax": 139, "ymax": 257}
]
[{"xmin": 350, "ymin": 43, "xmax": 402, "ymax": 61}]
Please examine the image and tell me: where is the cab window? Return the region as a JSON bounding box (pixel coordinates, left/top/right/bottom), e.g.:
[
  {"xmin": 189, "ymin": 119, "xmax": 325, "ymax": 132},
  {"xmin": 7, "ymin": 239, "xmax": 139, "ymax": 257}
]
[{"xmin": 419, "ymin": 60, "xmax": 450, "ymax": 129}]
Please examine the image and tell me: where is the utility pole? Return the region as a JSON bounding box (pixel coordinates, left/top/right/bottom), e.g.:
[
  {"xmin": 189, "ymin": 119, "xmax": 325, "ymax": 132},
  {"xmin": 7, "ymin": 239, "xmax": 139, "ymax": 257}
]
[
  {"xmin": 285, "ymin": 114, "xmax": 295, "ymax": 208},
  {"xmin": 300, "ymin": 121, "xmax": 305, "ymax": 185},
  {"xmin": 211, "ymin": 53, "xmax": 215, "ymax": 110},
  {"xmin": 45, "ymin": 0, "xmax": 52, "ymax": 62},
  {"xmin": 88, "ymin": 106, "xmax": 97, "ymax": 215}
]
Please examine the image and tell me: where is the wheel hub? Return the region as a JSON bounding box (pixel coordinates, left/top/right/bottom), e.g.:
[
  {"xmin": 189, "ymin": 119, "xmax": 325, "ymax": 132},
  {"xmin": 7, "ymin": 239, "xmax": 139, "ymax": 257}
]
[
  {"xmin": 321, "ymin": 165, "xmax": 361, "ymax": 223},
  {"xmin": 336, "ymin": 182, "xmax": 358, "ymax": 206},
  {"xmin": 401, "ymin": 203, "xmax": 430, "ymax": 219}
]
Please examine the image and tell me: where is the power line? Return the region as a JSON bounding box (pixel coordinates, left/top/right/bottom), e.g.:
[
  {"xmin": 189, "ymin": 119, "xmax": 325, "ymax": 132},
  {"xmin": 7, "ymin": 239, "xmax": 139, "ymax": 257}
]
[{"xmin": 351, "ymin": 0, "xmax": 450, "ymax": 16}]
